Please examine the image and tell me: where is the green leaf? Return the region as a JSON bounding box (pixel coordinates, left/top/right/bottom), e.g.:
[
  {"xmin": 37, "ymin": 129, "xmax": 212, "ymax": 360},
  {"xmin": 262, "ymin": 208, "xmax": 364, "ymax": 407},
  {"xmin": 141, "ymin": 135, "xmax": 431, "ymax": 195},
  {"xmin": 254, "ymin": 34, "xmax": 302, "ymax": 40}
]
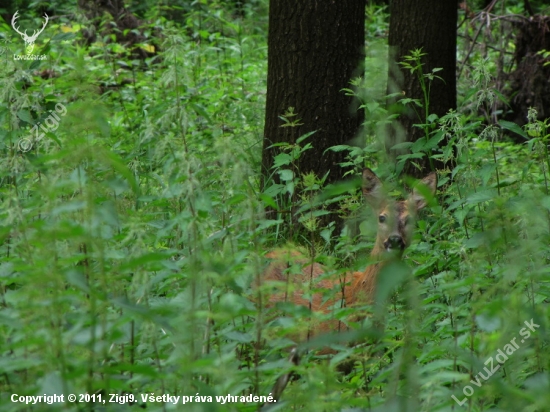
[
  {"xmin": 366, "ymin": 102, "xmax": 379, "ymax": 112},
  {"xmin": 465, "ymin": 190, "xmax": 497, "ymax": 204},
  {"xmin": 453, "ymin": 207, "xmax": 470, "ymax": 226},
  {"xmin": 464, "ymin": 233, "xmax": 485, "ymax": 248},
  {"xmin": 260, "ymin": 193, "xmax": 278, "ymax": 210},
  {"xmin": 499, "ymin": 120, "xmax": 528, "ymax": 140},
  {"xmin": 475, "ymin": 313, "xmax": 501, "ymax": 332},
  {"xmin": 227, "ymin": 193, "xmax": 246, "ymax": 205},
  {"xmin": 391, "ymin": 142, "xmax": 413, "ymax": 151},
  {"xmin": 296, "ymin": 130, "xmax": 317, "ymax": 144},
  {"xmin": 400, "ymin": 98, "xmax": 422, "ymax": 107},
  {"xmin": 424, "ymin": 130, "xmax": 444, "ymax": 150},
  {"xmin": 411, "ymin": 137, "xmax": 428, "ymax": 152},
  {"xmin": 225, "ymin": 331, "xmax": 254, "ymax": 343},
  {"xmin": 17, "ymin": 110, "xmax": 33, "ymax": 124},
  {"xmin": 397, "ymin": 152, "xmax": 425, "ymax": 161},
  {"xmin": 317, "ymin": 179, "xmax": 361, "ymax": 201},
  {"xmin": 327, "ymin": 145, "xmax": 352, "ymax": 153},
  {"xmin": 278, "ymin": 169, "xmax": 294, "ymax": 182},
  {"xmin": 191, "ymin": 102, "xmax": 212, "ymax": 122},
  {"xmin": 45, "ymin": 131, "xmax": 62, "ymax": 148},
  {"xmin": 427, "ymin": 113, "xmax": 439, "ymax": 123},
  {"xmin": 272, "ymin": 153, "xmax": 292, "ymax": 168},
  {"xmin": 101, "ymin": 149, "xmax": 139, "ymax": 194},
  {"xmin": 540, "ymin": 196, "xmax": 550, "ymax": 211}
]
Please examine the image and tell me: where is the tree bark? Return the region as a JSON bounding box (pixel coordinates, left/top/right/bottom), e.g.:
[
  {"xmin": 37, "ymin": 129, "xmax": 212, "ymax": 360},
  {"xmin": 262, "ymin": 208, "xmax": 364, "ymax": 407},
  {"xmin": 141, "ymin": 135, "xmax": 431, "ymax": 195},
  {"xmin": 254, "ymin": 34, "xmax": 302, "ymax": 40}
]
[
  {"xmin": 262, "ymin": 0, "xmax": 366, "ymax": 198},
  {"xmin": 386, "ymin": 0, "xmax": 457, "ymax": 177},
  {"xmin": 504, "ymin": 15, "xmax": 550, "ymax": 132}
]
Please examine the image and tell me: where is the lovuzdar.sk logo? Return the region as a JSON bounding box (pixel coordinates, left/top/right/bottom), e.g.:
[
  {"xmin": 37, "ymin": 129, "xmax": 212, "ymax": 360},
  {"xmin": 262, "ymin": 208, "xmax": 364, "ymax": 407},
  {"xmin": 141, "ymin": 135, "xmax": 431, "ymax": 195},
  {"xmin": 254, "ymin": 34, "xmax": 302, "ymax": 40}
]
[{"xmin": 11, "ymin": 10, "xmax": 48, "ymax": 60}]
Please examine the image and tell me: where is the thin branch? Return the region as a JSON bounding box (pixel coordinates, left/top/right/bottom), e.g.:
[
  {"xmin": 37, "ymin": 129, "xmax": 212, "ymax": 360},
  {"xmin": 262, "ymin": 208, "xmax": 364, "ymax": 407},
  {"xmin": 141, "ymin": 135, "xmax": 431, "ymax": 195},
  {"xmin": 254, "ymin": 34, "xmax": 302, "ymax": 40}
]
[{"xmin": 524, "ymin": 0, "xmax": 535, "ymax": 17}]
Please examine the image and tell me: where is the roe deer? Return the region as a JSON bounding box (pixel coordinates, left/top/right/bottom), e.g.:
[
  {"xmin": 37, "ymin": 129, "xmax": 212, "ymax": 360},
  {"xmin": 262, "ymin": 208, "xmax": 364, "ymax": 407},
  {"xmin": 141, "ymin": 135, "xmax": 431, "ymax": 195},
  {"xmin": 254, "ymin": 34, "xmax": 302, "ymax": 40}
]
[{"xmin": 259, "ymin": 168, "xmax": 437, "ymax": 401}]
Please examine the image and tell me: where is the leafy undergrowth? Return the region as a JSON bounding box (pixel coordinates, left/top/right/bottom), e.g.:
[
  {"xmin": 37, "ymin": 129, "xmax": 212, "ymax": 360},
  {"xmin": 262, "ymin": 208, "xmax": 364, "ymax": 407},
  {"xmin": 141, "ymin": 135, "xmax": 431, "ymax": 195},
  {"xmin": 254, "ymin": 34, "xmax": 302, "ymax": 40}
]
[{"xmin": 0, "ymin": 2, "xmax": 549, "ymax": 412}]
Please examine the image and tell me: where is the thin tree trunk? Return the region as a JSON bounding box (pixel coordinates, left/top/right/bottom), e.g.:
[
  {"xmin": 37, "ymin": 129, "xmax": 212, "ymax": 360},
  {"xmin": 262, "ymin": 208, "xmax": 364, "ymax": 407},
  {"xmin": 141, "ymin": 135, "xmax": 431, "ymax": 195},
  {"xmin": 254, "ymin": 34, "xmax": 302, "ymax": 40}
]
[{"xmin": 386, "ymin": 0, "xmax": 457, "ymax": 177}]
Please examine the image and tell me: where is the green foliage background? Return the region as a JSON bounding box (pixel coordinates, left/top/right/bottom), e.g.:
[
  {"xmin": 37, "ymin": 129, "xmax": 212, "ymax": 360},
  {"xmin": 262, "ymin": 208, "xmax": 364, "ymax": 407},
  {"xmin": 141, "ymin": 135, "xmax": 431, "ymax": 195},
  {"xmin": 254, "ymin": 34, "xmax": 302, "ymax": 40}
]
[{"xmin": 0, "ymin": 1, "xmax": 549, "ymax": 411}]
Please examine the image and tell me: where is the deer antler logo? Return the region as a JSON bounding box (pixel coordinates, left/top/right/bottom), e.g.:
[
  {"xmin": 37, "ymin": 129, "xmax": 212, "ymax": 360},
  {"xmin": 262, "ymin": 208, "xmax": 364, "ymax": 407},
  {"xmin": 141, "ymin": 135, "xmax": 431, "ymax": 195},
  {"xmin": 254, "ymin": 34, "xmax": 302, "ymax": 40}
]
[{"xmin": 11, "ymin": 11, "xmax": 49, "ymax": 55}]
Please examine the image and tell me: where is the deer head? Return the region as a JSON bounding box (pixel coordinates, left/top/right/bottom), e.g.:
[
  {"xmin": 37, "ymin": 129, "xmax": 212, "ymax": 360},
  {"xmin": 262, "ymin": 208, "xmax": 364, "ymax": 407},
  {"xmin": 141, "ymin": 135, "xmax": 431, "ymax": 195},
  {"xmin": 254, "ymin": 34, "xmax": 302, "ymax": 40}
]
[
  {"xmin": 362, "ymin": 168, "xmax": 437, "ymax": 256},
  {"xmin": 11, "ymin": 11, "xmax": 49, "ymax": 55}
]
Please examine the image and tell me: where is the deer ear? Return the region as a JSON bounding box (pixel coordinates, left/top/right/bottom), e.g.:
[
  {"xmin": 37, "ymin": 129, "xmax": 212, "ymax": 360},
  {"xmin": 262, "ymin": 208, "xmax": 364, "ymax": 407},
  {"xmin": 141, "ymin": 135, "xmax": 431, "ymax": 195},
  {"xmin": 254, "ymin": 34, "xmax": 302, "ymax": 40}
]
[
  {"xmin": 362, "ymin": 168, "xmax": 385, "ymax": 208},
  {"xmin": 409, "ymin": 172, "xmax": 437, "ymax": 211}
]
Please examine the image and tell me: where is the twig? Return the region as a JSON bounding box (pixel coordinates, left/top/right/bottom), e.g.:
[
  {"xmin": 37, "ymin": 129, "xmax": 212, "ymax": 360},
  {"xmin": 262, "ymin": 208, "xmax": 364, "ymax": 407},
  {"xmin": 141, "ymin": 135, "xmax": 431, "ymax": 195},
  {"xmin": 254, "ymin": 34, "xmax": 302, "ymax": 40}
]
[
  {"xmin": 524, "ymin": 0, "xmax": 535, "ymax": 17},
  {"xmin": 457, "ymin": 13, "xmax": 487, "ymax": 80}
]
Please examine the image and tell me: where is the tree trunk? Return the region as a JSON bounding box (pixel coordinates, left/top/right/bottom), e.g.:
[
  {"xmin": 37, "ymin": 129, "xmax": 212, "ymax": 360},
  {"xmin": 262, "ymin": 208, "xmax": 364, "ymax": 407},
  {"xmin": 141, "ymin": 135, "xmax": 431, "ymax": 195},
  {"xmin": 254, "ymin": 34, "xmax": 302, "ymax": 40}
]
[
  {"xmin": 504, "ymin": 15, "xmax": 550, "ymax": 132},
  {"xmin": 386, "ymin": 0, "xmax": 457, "ymax": 177},
  {"xmin": 262, "ymin": 0, "xmax": 366, "ymax": 221}
]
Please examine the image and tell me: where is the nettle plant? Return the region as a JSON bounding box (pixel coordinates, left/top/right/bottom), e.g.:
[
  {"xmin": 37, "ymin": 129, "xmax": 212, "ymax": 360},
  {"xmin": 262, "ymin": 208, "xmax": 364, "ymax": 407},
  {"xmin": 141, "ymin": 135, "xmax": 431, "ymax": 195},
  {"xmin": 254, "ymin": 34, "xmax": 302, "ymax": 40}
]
[
  {"xmin": 262, "ymin": 108, "xmax": 340, "ymax": 246},
  {"xmin": 399, "ymin": 66, "xmax": 550, "ymax": 409},
  {"xmin": 324, "ymin": 50, "xmax": 550, "ymax": 409},
  {"xmin": 390, "ymin": 49, "xmax": 447, "ymax": 174}
]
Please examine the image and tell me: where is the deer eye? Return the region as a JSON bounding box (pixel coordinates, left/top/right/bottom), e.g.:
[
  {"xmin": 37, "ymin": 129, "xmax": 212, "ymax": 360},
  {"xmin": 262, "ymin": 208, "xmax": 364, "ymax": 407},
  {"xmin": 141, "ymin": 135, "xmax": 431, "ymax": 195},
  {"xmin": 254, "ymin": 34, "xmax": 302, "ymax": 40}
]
[{"xmin": 378, "ymin": 215, "xmax": 386, "ymax": 223}]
